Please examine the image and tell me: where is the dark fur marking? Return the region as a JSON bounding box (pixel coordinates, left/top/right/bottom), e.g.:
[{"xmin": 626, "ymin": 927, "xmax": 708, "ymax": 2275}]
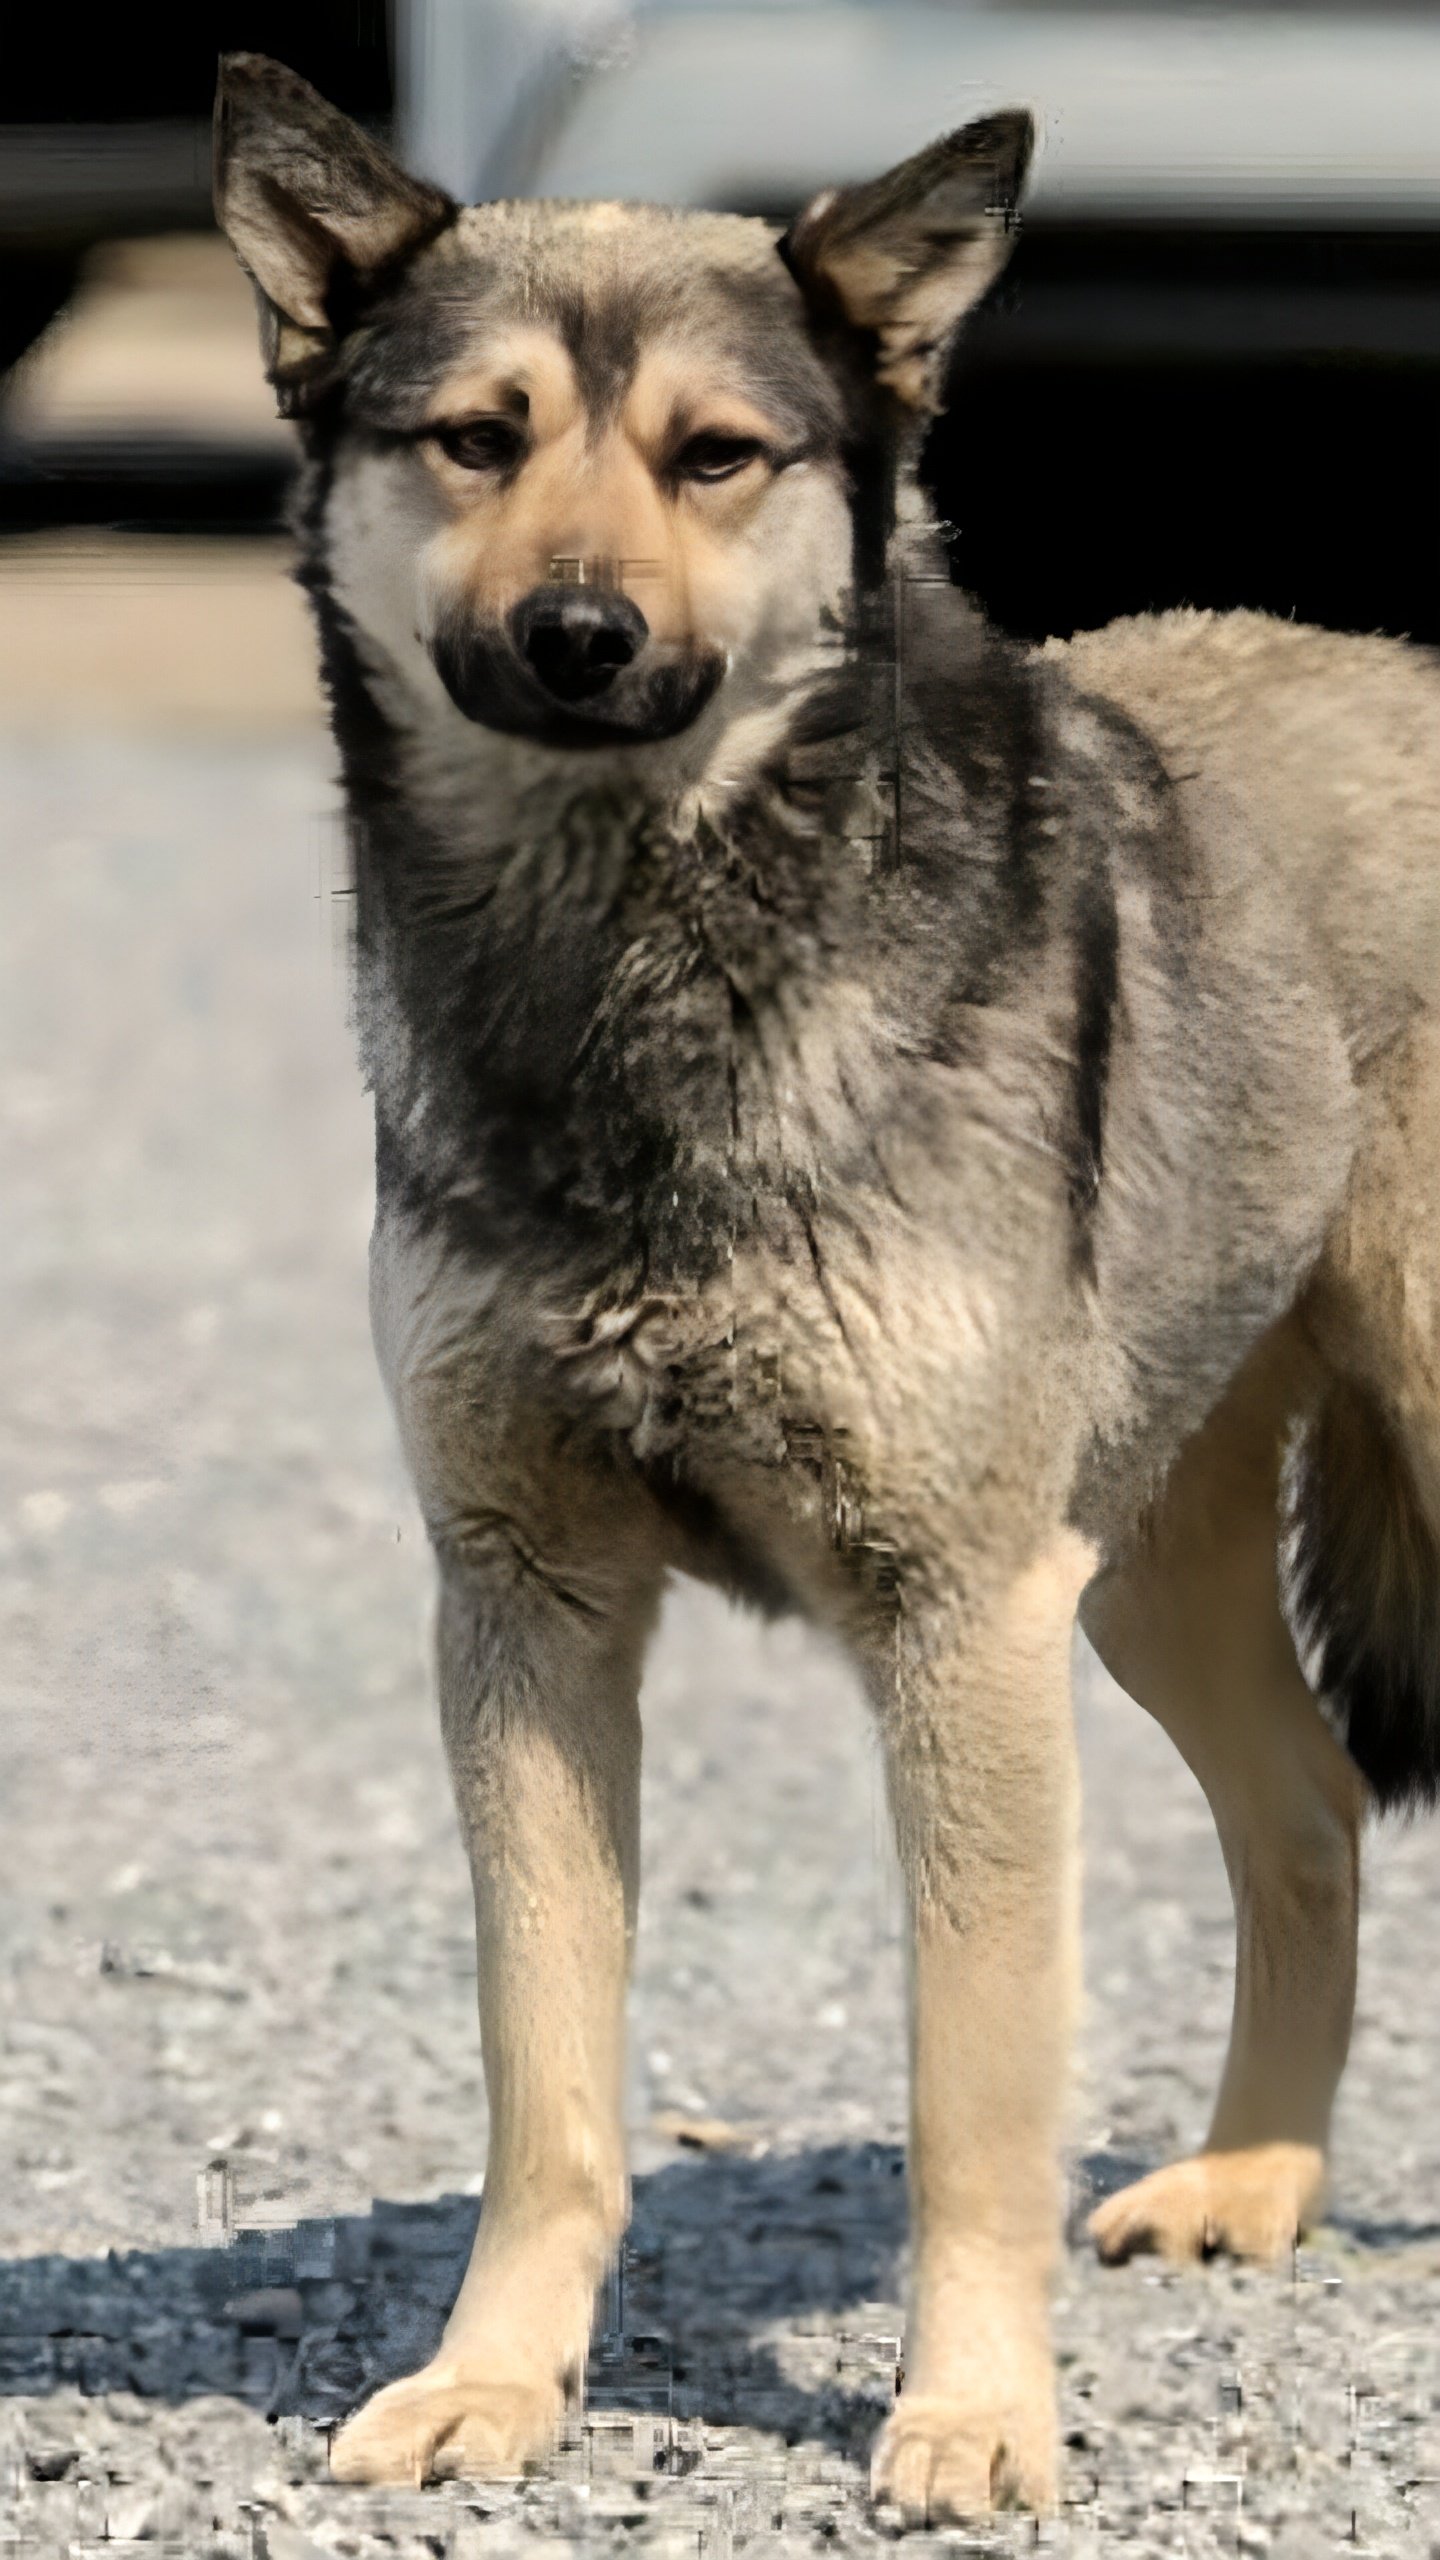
[
  {"xmin": 1066, "ymin": 861, "xmax": 1120, "ymax": 1278},
  {"xmin": 434, "ymin": 1507, "xmax": 611, "ymax": 1624},
  {"xmin": 550, "ymin": 278, "xmax": 646, "ymax": 431},
  {"xmin": 845, "ymin": 430, "xmax": 898, "ymax": 595},
  {"xmin": 789, "ymin": 1178, "xmax": 854, "ymax": 1350},
  {"xmin": 634, "ymin": 1459, "xmax": 794, "ymax": 1619},
  {"xmin": 1289, "ymin": 1379, "xmax": 1440, "ymax": 1813}
]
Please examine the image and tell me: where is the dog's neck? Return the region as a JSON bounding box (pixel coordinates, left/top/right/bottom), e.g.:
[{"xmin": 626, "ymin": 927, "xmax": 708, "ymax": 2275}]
[
  {"xmin": 301, "ymin": 482, "xmax": 1048, "ymax": 1266},
  {"xmin": 309, "ymin": 504, "xmax": 935, "ymax": 950},
  {"xmin": 341, "ymin": 616, "xmax": 898, "ymax": 1104}
]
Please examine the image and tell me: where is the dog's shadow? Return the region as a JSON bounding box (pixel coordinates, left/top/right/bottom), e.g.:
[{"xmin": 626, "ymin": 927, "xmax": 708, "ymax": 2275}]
[
  {"xmin": 0, "ymin": 2140, "xmax": 912, "ymax": 2463},
  {"xmin": 12, "ymin": 2141, "xmax": 1412, "ymax": 2469}
]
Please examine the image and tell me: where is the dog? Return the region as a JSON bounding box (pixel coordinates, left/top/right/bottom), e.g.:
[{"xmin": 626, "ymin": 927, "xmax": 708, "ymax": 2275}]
[{"xmin": 214, "ymin": 53, "xmax": 1440, "ymax": 2524}]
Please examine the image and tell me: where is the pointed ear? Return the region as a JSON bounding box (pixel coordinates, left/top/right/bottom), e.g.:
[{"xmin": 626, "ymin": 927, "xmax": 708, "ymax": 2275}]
[
  {"xmin": 213, "ymin": 53, "xmax": 456, "ymax": 416},
  {"xmin": 778, "ymin": 111, "xmax": 1034, "ymax": 414}
]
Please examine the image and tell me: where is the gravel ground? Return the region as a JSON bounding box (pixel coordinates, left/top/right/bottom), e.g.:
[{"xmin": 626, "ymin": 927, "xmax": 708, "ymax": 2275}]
[{"xmin": 4, "ymin": 723, "xmax": 1440, "ymax": 2559}]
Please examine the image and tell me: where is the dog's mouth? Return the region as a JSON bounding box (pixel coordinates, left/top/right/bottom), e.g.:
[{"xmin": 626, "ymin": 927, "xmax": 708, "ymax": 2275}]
[{"xmin": 431, "ymin": 590, "xmax": 725, "ymax": 749}]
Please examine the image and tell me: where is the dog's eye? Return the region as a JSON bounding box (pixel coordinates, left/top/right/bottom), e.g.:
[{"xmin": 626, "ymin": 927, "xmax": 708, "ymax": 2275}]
[
  {"xmin": 435, "ymin": 418, "xmax": 525, "ymax": 472},
  {"xmin": 672, "ymin": 432, "xmax": 767, "ymax": 484}
]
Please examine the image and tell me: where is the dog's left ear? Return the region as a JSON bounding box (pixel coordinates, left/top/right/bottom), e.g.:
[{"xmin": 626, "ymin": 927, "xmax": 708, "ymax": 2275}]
[
  {"xmin": 778, "ymin": 111, "xmax": 1034, "ymax": 413},
  {"xmin": 214, "ymin": 52, "xmax": 457, "ymax": 415}
]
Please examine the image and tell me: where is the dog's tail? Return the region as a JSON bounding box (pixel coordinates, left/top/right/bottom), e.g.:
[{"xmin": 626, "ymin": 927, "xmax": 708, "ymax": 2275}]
[{"xmin": 1288, "ymin": 1375, "xmax": 1440, "ymax": 1814}]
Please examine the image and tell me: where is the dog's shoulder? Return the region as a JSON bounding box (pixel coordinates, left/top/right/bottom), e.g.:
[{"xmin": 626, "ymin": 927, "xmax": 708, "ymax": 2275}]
[
  {"xmin": 1036, "ymin": 606, "xmax": 1440, "ymax": 791},
  {"xmin": 1039, "ymin": 605, "xmax": 1440, "ymax": 1057}
]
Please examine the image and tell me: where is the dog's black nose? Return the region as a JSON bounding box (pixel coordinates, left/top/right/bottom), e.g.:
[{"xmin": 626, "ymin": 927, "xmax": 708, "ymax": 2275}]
[{"xmin": 509, "ymin": 586, "xmax": 648, "ymax": 704}]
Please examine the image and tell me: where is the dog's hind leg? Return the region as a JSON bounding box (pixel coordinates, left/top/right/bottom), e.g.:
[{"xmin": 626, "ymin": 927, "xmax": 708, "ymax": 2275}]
[
  {"xmin": 1080, "ymin": 1319, "xmax": 1368, "ymax": 2265},
  {"xmin": 330, "ymin": 1529, "xmax": 663, "ymax": 2488}
]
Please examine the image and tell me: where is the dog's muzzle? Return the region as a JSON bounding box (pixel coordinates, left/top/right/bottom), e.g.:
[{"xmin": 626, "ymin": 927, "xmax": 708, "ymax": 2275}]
[{"xmin": 431, "ymin": 586, "xmax": 724, "ymax": 748}]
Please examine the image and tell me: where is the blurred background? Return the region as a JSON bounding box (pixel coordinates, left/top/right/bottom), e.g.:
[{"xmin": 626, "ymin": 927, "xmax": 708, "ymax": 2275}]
[{"xmin": 4, "ymin": 0, "xmax": 1440, "ymax": 697}]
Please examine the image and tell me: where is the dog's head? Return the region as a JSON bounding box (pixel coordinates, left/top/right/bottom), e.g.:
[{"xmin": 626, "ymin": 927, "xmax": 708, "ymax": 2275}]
[{"xmin": 215, "ymin": 56, "xmax": 1031, "ymax": 767}]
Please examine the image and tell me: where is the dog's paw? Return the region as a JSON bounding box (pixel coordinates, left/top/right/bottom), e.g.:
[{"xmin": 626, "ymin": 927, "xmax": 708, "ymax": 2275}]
[
  {"xmin": 1088, "ymin": 2141, "xmax": 1326, "ymax": 2266},
  {"xmin": 329, "ymin": 2362, "xmax": 563, "ymax": 2487},
  {"xmin": 870, "ymin": 2389, "xmax": 1058, "ymax": 2526}
]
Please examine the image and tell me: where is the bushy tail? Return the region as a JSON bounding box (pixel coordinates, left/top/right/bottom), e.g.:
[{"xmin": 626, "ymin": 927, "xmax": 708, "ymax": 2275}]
[{"xmin": 1288, "ymin": 1376, "xmax": 1440, "ymax": 1814}]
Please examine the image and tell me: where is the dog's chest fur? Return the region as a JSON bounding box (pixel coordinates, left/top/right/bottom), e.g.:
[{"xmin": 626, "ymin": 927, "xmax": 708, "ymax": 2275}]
[
  {"xmin": 319, "ymin": 549, "xmax": 1245, "ymax": 1602},
  {"xmin": 340, "ymin": 614, "xmax": 1137, "ymax": 1576},
  {"xmin": 362, "ymin": 739, "xmax": 976, "ymax": 1489}
]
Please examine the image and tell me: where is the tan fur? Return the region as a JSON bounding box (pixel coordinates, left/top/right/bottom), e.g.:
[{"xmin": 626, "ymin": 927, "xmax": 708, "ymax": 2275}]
[
  {"xmin": 1045, "ymin": 610, "xmax": 1440, "ymax": 1060},
  {"xmin": 1081, "ymin": 1321, "xmax": 1366, "ymax": 2262},
  {"xmin": 419, "ymin": 335, "xmax": 793, "ymax": 652},
  {"xmin": 808, "ymin": 233, "xmax": 1015, "ymax": 409},
  {"xmin": 333, "ymin": 1220, "xmax": 667, "ymax": 2485},
  {"xmin": 1055, "ymin": 614, "xmax": 1440, "ymax": 2268},
  {"xmin": 871, "ymin": 1533, "xmax": 1092, "ymax": 2515}
]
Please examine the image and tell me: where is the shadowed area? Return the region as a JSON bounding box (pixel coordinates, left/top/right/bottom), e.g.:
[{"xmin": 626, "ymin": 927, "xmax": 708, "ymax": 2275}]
[{"xmin": 0, "ymin": 2143, "xmax": 908, "ymax": 2453}]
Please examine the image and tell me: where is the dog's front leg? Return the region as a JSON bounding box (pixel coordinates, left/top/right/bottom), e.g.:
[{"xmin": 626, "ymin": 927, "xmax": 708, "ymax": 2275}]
[
  {"xmin": 331, "ymin": 1543, "xmax": 661, "ymax": 2488},
  {"xmin": 867, "ymin": 1531, "xmax": 1092, "ymax": 2527}
]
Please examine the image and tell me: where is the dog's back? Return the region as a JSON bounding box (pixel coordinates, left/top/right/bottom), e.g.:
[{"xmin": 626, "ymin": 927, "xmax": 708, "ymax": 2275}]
[{"xmin": 1046, "ymin": 608, "xmax": 1440, "ymax": 1059}]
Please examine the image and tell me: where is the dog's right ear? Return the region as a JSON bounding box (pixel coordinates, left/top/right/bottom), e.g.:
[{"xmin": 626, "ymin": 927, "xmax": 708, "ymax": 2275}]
[{"xmin": 213, "ymin": 53, "xmax": 456, "ymax": 416}]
